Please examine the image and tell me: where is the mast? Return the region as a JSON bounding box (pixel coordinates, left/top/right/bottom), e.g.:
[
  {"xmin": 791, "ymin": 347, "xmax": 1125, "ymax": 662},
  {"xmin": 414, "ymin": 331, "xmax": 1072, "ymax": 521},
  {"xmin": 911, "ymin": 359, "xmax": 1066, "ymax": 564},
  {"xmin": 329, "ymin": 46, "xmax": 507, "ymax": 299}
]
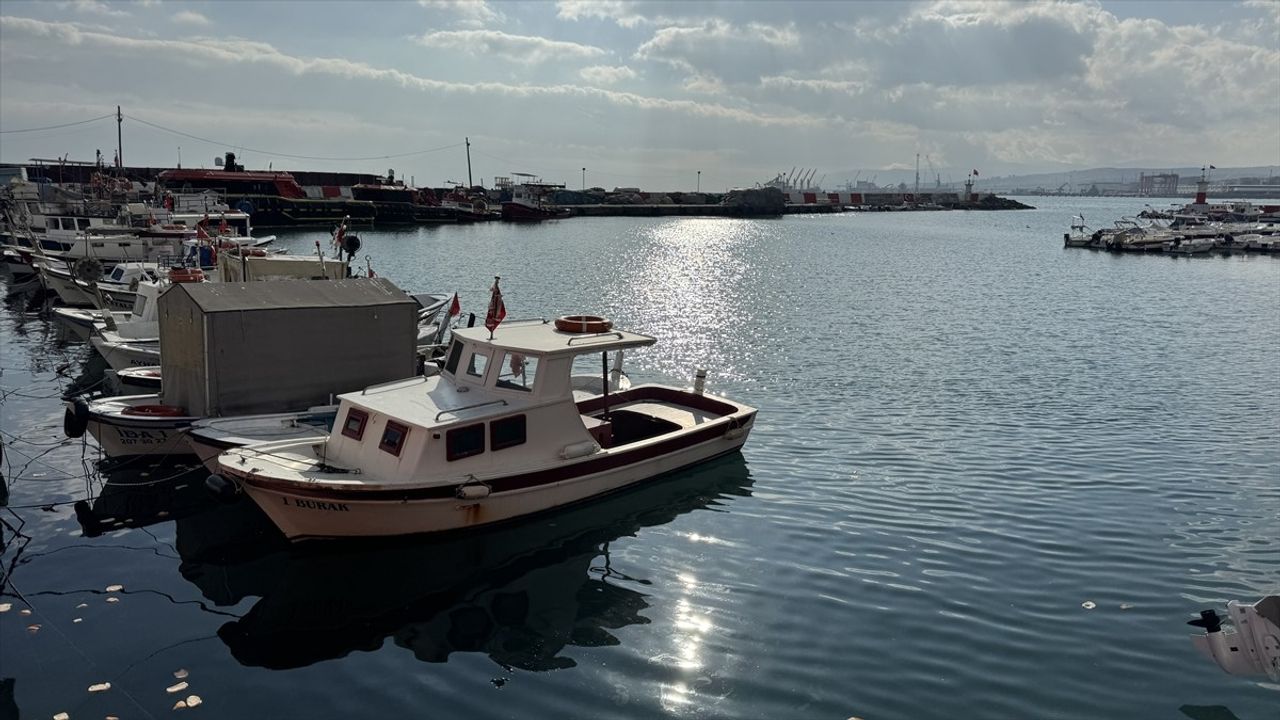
[
  {"xmin": 914, "ymin": 153, "xmax": 920, "ymax": 195},
  {"xmin": 465, "ymin": 137, "xmax": 473, "ymax": 188},
  {"xmin": 116, "ymin": 105, "xmax": 123, "ymax": 172}
]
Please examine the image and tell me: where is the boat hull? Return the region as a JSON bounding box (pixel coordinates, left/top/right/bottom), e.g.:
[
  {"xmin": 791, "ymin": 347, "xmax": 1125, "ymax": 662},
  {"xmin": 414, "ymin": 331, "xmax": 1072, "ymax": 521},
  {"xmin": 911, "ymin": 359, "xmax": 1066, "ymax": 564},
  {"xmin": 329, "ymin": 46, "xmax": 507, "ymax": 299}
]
[
  {"xmin": 85, "ymin": 411, "xmax": 196, "ymax": 457},
  {"xmin": 500, "ymin": 202, "xmax": 569, "ymax": 222},
  {"xmin": 229, "ymin": 423, "xmax": 751, "ymax": 541},
  {"xmin": 91, "ymin": 335, "xmax": 160, "ymax": 371}
]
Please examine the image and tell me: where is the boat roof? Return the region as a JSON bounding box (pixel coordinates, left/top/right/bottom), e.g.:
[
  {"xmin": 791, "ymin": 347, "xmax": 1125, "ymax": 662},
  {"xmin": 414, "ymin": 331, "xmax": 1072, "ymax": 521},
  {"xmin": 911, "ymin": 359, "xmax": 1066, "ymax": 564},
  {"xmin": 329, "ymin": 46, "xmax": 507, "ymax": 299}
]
[{"xmin": 452, "ymin": 320, "xmax": 655, "ymax": 356}]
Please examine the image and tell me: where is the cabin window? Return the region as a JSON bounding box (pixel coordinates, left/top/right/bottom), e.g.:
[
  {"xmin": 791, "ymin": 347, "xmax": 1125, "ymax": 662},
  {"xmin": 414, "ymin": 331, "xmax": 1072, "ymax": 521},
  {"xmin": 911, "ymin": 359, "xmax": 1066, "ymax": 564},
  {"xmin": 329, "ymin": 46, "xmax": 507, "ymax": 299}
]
[
  {"xmin": 490, "ymin": 415, "xmax": 527, "ymax": 451},
  {"xmin": 61, "ymin": 218, "xmax": 75, "ymax": 230},
  {"xmin": 46, "ymin": 219, "xmax": 58, "ymax": 230},
  {"xmin": 496, "ymin": 352, "xmax": 538, "ymax": 392},
  {"xmin": 76, "ymin": 218, "xmax": 90, "ymax": 230},
  {"xmin": 379, "ymin": 420, "xmax": 410, "ymax": 456},
  {"xmin": 444, "ymin": 341, "xmax": 464, "ymax": 375},
  {"xmin": 341, "ymin": 408, "xmax": 368, "ymax": 440},
  {"xmin": 466, "ymin": 351, "xmax": 490, "ymax": 379},
  {"xmin": 446, "ymin": 423, "xmax": 485, "ymax": 461},
  {"xmin": 110, "ymin": 267, "xmax": 125, "ymax": 282}
]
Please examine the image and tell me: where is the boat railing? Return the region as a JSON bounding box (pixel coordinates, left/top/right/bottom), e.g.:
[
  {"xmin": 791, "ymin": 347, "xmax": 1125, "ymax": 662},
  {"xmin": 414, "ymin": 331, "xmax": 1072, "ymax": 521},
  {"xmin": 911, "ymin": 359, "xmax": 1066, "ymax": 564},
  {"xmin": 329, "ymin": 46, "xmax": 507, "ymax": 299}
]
[
  {"xmin": 361, "ymin": 376, "xmax": 428, "ymax": 395},
  {"xmin": 435, "ymin": 399, "xmax": 508, "ymax": 422},
  {"xmin": 567, "ymin": 331, "xmax": 624, "ymax": 345}
]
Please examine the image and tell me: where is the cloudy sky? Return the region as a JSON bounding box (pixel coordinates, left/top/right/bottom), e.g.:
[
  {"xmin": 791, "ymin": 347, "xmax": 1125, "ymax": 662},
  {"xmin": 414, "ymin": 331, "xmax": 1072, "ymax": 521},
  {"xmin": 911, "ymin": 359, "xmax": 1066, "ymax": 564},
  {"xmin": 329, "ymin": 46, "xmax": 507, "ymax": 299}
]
[{"xmin": 1, "ymin": 0, "xmax": 1277, "ymax": 189}]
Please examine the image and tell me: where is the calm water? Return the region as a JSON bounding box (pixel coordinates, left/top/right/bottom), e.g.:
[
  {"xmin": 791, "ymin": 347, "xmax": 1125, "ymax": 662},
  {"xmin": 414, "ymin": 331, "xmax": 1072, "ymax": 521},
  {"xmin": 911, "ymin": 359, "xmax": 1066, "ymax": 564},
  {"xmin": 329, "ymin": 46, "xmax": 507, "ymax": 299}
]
[{"xmin": 2, "ymin": 197, "xmax": 1278, "ymax": 719}]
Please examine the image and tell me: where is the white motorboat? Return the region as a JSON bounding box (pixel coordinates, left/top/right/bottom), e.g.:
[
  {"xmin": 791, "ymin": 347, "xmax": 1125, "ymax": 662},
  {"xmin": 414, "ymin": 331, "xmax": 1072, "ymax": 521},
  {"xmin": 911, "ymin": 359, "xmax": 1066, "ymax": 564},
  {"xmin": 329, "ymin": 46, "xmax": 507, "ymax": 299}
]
[
  {"xmin": 1163, "ymin": 236, "xmax": 1216, "ymax": 255},
  {"xmin": 211, "ymin": 314, "xmax": 757, "ymax": 541},
  {"xmin": 91, "ymin": 337, "xmax": 160, "ymax": 371},
  {"xmin": 187, "ymin": 407, "xmax": 338, "ymax": 474},
  {"xmin": 111, "ymin": 366, "xmax": 163, "ymax": 393},
  {"xmin": 1188, "ymin": 596, "xmax": 1280, "ymax": 682},
  {"xmin": 65, "ymin": 393, "xmax": 199, "ymax": 457}
]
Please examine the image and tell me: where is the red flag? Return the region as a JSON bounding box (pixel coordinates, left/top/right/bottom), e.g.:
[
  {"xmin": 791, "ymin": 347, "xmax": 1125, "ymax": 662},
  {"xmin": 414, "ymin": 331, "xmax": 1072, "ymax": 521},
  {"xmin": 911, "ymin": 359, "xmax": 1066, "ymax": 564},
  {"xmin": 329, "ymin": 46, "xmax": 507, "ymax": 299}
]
[
  {"xmin": 218, "ymin": 215, "xmax": 229, "ymax": 234},
  {"xmin": 196, "ymin": 223, "xmax": 210, "ymax": 240},
  {"xmin": 484, "ymin": 277, "xmax": 506, "ymax": 335},
  {"xmin": 448, "ymin": 292, "xmax": 460, "ymax": 317}
]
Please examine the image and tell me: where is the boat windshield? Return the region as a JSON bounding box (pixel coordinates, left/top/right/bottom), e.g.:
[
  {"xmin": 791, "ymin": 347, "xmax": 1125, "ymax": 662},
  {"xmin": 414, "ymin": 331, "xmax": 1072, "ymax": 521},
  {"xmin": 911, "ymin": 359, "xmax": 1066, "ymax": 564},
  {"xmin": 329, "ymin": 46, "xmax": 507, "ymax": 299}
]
[{"xmin": 495, "ymin": 352, "xmax": 538, "ymax": 392}]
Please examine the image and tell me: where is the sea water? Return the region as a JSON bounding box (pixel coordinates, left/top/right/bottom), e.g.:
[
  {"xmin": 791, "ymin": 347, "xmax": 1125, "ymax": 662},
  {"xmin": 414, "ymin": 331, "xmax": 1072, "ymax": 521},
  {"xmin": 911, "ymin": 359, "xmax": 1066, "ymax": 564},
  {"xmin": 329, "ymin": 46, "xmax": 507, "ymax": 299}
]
[{"xmin": 1, "ymin": 196, "xmax": 1277, "ymax": 718}]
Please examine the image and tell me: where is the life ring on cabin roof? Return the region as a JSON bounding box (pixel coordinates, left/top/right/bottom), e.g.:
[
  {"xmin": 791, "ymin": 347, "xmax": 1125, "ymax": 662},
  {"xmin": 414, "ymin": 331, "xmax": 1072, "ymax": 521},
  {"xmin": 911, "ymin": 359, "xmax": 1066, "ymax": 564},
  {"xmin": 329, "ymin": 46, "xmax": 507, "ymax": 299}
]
[
  {"xmin": 121, "ymin": 404, "xmax": 188, "ymax": 417},
  {"xmin": 555, "ymin": 315, "xmax": 613, "ymax": 333}
]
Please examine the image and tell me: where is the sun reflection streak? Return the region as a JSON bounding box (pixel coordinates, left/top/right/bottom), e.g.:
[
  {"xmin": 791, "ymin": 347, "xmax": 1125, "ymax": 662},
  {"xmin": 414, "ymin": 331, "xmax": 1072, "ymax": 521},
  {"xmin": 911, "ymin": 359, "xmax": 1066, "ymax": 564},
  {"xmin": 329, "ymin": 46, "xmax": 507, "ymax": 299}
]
[
  {"xmin": 658, "ymin": 573, "xmax": 720, "ymax": 715},
  {"xmin": 604, "ymin": 218, "xmax": 774, "ymax": 386}
]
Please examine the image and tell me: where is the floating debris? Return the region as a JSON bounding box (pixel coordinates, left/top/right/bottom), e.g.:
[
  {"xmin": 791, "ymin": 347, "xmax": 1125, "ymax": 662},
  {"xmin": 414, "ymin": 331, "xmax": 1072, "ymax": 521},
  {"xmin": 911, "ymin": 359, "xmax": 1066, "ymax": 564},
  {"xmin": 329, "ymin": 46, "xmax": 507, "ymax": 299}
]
[
  {"xmin": 26, "ymin": 624, "xmax": 40, "ymax": 633},
  {"xmin": 105, "ymin": 584, "xmax": 124, "ymax": 593},
  {"xmin": 73, "ymin": 618, "xmax": 83, "ymax": 623},
  {"xmin": 173, "ymin": 669, "xmax": 189, "ymax": 679},
  {"xmin": 173, "ymin": 700, "xmax": 187, "ymax": 710},
  {"xmin": 186, "ymin": 695, "xmax": 202, "ymax": 707},
  {"xmin": 0, "ymin": 603, "xmax": 11, "ymax": 613},
  {"xmin": 167, "ymin": 681, "xmax": 189, "ymax": 694},
  {"xmin": 1120, "ymin": 603, "xmax": 1134, "ymax": 610},
  {"xmin": 19, "ymin": 608, "xmax": 32, "ymax": 616},
  {"xmin": 88, "ymin": 682, "xmax": 112, "ymax": 692},
  {"xmin": 53, "ymin": 713, "xmax": 69, "ymax": 720},
  {"xmin": 491, "ymin": 677, "xmax": 507, "ymax": 688},
  {"xmin": 105, "ymin": 597, "xmax": 120, "ymax": 604},
  {"xmin": 76, "ymin": 603, "xmax": 88, "ymax": 609},
  {"xmin": 1082, "ymin": 601, "xmax": 1097, "ymax": 610}
]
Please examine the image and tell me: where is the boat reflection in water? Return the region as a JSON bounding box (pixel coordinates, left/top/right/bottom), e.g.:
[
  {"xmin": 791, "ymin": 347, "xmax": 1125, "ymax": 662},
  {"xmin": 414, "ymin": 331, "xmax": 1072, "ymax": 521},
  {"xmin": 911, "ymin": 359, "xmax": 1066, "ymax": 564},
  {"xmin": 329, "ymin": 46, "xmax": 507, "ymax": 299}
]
[
  {"xmin": 215, "ymin": 454, "xmax": 753, "ymax": 671},
  {"xmin": 75, "ymin": 458, "xmax": 290, "ymax": 606}
]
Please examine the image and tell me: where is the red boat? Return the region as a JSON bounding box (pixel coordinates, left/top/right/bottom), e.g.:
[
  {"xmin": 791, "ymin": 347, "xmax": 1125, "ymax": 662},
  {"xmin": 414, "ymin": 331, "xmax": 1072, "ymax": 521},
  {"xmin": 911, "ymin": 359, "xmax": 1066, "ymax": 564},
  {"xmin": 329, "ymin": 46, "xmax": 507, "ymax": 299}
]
[{"xmin": 501, "ymin": 178, "xmax": 570, "ymax": 222}]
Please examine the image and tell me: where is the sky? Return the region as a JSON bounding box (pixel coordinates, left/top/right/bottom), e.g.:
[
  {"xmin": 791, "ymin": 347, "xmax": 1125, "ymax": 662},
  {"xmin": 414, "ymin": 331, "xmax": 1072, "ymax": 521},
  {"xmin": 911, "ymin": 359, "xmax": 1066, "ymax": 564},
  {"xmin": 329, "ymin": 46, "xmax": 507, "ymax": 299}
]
[{"xmin": 0, "ymin": 0, "xmax": 1277, "ymax": 191}]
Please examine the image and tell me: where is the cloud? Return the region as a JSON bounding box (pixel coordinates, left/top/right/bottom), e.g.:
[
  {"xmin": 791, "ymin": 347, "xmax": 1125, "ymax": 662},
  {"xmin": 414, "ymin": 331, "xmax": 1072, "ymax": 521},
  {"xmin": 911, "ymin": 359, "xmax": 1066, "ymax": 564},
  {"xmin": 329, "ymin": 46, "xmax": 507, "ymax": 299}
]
[
  {"xmin": 0, "ymin": 16, "xmax": 815, "ymax": 130},
  {"xmin": 59, "ymin": 0, "xmax": 129, "ymax": 17},
  {"xmin": 171, "ymin": 10, "xmax": 210, "ymax": 26},
  {"xmin": 417, "ymin": 0, "xmax": 504, "ymax": 28},
  {"xmin": 555, "ymin": 0, "xmax": 655, "ymax": 28},
  {"xmin": 579, "ymin": 65, "xmax": 637, "ymax": 85},
  {"xmin": 414, "ymin": 29, "xmax": 606, "ymax": 63},
  {"xmin": 633, "ymin": 19, "xmax": 801, "ymax": 86}
]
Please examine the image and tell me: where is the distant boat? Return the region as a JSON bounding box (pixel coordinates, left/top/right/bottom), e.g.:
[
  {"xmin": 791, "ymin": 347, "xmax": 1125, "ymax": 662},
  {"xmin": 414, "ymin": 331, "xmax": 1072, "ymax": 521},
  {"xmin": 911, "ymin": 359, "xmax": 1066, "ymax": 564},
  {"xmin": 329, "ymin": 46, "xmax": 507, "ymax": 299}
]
[
  {"xmin": 501, "ymin": 176, "xmax": 570, "ymax": 221},
  {"xmin": 158, "ymin": 153, "xmax": 376, "ymax": 228}
]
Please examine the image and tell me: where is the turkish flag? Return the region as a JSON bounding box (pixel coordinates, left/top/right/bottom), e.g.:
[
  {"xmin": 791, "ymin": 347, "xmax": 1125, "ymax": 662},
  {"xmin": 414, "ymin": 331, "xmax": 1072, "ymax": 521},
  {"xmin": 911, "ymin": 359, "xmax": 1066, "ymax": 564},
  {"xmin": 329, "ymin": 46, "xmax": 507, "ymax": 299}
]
[
  {"xmin": 448, "ymin": 292, "xmax": 461, "ymax": 317},
  {"xmin": 484, "ymin": 278, "xmax": 506, "ymax": 335}
]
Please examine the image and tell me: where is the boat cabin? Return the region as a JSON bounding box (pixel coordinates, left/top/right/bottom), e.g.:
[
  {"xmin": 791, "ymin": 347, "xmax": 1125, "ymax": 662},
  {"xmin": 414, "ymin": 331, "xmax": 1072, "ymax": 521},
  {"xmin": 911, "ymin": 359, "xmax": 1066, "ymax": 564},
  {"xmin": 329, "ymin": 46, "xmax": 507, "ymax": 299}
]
[{"xmin": 322, "ymin": 320, "xmax": 659, "ymax": 483}]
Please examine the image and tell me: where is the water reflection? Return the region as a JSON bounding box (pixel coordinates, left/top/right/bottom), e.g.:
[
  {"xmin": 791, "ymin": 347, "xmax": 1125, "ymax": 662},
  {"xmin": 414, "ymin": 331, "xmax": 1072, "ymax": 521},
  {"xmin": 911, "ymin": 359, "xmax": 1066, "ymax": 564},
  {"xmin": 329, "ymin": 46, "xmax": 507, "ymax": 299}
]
[{"xmin": 205, "ymin": 455, "xmax": 752, "ymax": 671}]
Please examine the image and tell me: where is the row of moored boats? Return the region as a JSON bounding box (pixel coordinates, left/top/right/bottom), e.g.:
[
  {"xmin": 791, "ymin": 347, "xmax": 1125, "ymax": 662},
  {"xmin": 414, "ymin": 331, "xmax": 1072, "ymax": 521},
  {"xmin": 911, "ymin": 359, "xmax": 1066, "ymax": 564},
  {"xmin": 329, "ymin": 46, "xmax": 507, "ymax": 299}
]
[{"xmin": 2, "ymin": 182, "xmax": 756, "ymax": 544}]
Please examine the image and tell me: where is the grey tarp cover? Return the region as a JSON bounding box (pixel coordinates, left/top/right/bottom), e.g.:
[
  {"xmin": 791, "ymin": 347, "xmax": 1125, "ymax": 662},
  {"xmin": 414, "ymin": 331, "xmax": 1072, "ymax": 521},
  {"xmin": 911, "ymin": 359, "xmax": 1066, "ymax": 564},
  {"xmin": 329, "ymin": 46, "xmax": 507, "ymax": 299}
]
[{"xmin": 159, "ymin": 278, "xmax": 417, "ymax": 417}]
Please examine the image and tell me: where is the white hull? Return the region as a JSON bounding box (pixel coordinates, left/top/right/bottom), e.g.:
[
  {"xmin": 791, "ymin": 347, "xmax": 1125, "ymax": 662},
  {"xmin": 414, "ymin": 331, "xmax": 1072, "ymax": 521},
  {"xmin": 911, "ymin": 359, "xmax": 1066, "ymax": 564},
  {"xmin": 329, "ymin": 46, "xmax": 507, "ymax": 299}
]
[
  {"xmin": 40, "ymin": 268, "xmax": 97, "ymax": 306},
  {"xmin": 91, "ymin": 335, "xmax": 160, "ymax": 371},
  {"xmin": 187, "ymin": 409, "xmax": 334, "ymax": 473},
  {"xmin": 86, "ymin": 414, "xmax": 195, "ymax": 457},
  {"xmin": 234, "ymin": 431, "xmax": 747, "ymax": 540}
]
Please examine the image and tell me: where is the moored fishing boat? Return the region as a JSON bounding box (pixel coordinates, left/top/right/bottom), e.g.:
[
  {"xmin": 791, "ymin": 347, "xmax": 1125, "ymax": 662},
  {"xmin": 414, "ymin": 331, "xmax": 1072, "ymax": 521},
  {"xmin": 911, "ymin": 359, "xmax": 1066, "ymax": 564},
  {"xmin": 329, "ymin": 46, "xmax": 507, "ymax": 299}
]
[
  {"xmin": 501, "ymin": 176, "xmax": 571, "ymax": 222},
  {"xmin": 187, "ymin": 407, "xmax": 338, "ymax": 474},
  {"xmin": 211, "ymin": 301, "xmax": 757, "ymax": 541}
]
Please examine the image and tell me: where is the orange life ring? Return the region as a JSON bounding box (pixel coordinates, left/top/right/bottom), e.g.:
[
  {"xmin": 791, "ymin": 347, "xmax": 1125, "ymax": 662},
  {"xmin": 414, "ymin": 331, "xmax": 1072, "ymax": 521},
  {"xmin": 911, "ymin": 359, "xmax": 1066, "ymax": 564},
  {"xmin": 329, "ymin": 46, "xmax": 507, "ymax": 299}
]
[
  {"xmin": 121, "ymin": 404, "xmax": 188, "ymax": 417},
  {"xmin": 555, "ymin": 315, "xmax": 613, "ymax": 333}
]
